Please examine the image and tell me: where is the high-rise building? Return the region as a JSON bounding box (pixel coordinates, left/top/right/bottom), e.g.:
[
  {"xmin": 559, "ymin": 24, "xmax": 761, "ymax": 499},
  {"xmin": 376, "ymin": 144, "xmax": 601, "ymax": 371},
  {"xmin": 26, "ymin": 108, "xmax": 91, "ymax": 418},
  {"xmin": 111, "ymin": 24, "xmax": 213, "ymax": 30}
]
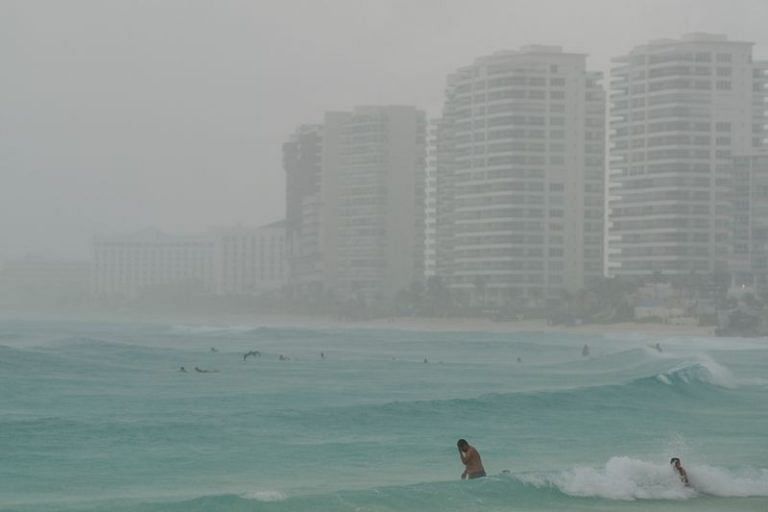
[
  {"xmin": 730, "ymin": 153, "xmax": 768, "ymax": 291},
  {"xmin": 283, "ymin": 124, "xmax": 324, "ymax": 294},
  {"xmin": 607, "ymin": 33, "xmax": 768, "ymax": 278},
  {"xmin": 424, "ymin": 118, "xmax": 440, "ymax": 278},
  {"xmin": 284, "ymin": 106, "xmax": 427, "ymax": 302},
  {"xmin": 333, "ymin": 106, "xmax": 426, "ymax": 300},
  {"xmin": 435, "ymin": 46, "xmax": 605, "ymax": 304}
]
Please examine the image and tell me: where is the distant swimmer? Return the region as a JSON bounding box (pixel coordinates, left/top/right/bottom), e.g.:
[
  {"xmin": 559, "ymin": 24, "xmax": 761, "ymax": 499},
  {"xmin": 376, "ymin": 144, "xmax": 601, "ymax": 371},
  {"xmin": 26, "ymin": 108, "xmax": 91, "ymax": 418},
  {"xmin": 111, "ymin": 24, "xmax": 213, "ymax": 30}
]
[
  {"xmin": 179, "ymin": 366, "xmax": 187, "ymax": 373},
  {"xmin": 655, "ymin": 342, "xmax": 663, "ymax": 353},
  {"xmin": 320, "ymin": 352, "xmax": 325, "ymax": 360},
  {"xmin": 516, "ymin": 357, "xmax": 522, "ymax": 364},
  {"xmin": 670, "ymin": 457, "xmax": 690, "ymax": 487},
  {"xmin": 210, "ymin": 347, "xmax": 218, "ymax": 352},
  {"xmin": 457, "ymin": 439, "xmax": 486, "ymax": 480},
  {"xmin": 582, "ymin": 344, "xmax": 590, "ymax": 357},
  {"xmin": 194, "ymin": 366, "xmax": 218, "ymax": 373},
  {"xmin": 424, "ymin": 358, "xmax": 429, "ymax": 364},
  {"xmin": 243, "ymin": 350, "xmax": 261, "ymax": 361},
  {"xmin": 278, "ymin": 354, "xmax": 289, "ymax": 361}
]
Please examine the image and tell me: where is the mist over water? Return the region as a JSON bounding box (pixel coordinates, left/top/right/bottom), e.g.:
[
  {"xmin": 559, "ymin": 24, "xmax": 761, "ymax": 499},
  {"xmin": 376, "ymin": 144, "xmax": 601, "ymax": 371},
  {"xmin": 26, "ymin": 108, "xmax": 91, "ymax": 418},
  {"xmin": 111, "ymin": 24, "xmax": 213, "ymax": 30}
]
[
  {"xmin": 1, "ymin": 320, "xmax": 767, "ymax": 511},
  {"xmin": 4, "ymin": 1, "xmax": 768, "ymax": 511}
]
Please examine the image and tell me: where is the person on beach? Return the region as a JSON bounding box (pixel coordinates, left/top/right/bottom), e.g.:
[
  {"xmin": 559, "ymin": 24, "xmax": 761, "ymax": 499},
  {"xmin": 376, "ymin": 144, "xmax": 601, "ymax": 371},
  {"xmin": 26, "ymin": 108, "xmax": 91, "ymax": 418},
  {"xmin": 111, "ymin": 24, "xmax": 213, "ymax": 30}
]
[
  {"xmin": 670, "ymin": 457, "xmax": 690, "ymax": 486},
  {"xmin": 457, "ymin": 439, "xmax": 486, "ymax": 479}
]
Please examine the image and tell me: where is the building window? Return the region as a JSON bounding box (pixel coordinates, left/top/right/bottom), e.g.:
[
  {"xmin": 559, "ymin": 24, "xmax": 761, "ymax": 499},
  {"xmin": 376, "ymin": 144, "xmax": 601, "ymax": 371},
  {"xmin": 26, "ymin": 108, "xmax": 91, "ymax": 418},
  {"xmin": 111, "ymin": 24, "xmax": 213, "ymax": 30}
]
[{"xmin": 716, "ymin": 80, "xmax": 731, "ymax": 90}]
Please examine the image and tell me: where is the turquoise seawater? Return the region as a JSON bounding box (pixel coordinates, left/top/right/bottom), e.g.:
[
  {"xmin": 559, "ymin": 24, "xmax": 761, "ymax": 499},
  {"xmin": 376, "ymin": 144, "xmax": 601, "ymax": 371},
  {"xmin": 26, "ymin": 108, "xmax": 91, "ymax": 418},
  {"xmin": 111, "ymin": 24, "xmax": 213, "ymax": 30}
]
[{"xmin": 1, "ymin": 318, "xmax": 767, "ymax": 511}]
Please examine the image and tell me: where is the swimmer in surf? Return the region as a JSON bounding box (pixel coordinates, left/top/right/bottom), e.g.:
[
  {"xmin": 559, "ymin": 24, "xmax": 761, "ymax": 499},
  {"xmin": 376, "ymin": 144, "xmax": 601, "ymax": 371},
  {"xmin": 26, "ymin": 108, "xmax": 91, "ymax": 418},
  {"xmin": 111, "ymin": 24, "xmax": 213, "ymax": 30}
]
[
  {"xmin": 243, "ymin": 350, "xmax": 261, "ymax": 361},
  {"xmin": 457, "ymin": 439, "xmax": 486, "ymax": 480},
  {"xmin": 670, "ymin": 457, "xmax": 690, "ymax": 486}
]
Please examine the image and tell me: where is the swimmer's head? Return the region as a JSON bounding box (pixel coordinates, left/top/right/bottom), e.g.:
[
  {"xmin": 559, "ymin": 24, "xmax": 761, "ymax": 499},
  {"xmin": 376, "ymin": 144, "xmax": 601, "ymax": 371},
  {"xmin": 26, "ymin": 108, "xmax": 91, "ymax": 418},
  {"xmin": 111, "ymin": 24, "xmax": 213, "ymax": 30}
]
[
  {"xmin": 670, "ymin": 457, "xmax": 680, "ymax": 465},
  {"xmin": 457, "ymin": 439, "xmax": 469, "ymax": 450}
]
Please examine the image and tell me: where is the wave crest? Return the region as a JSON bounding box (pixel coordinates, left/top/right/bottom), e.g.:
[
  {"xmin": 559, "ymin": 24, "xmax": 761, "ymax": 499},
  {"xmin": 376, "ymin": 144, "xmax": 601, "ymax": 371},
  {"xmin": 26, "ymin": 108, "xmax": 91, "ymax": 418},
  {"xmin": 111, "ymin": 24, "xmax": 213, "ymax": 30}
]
[
  {"xmin": 520, "ymin": 456, "xmax": 768, "ymax": 500},
  {"xmin": 656, "ymin": 355, "xmax": 737, "ymax": 388},
  {"xmin": 241, "ymin": 489, "xmax": 287, "ymax": 502}
]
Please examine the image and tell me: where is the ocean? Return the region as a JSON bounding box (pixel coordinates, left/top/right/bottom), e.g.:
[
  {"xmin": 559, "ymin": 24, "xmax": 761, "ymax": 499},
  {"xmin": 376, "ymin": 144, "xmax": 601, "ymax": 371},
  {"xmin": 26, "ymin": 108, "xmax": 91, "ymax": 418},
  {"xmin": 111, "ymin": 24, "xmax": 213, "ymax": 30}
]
[{"xmin": 1, "ymin": 318, "xmax": 767, "ymax": 511}]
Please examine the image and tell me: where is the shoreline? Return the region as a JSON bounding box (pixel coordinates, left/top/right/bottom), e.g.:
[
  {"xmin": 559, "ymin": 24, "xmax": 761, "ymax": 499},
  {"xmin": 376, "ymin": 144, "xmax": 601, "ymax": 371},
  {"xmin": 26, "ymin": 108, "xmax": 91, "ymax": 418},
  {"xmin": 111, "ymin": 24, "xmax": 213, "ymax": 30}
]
[{"xmin": 1, "ymin": 309, "xmax": 717, "ymax": 337}]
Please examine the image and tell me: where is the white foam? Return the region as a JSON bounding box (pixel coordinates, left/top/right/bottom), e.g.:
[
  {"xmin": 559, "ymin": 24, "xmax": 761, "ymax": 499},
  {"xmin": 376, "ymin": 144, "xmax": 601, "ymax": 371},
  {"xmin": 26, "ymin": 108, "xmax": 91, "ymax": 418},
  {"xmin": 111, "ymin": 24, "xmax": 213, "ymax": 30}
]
[
  {"xmin": 553, "ymin": 457, "xmax": 693, "ymax": 500},
  {"xmin": 521, "ymin": 456, "xmax": 768, "ymax": 501},
  {"xmin": 242, "ymin": 490, "xmax": 287, "ymax": 502},
  {"xmin": 689, "ymin": 465, "xmax": 768, "ymax": 497}
]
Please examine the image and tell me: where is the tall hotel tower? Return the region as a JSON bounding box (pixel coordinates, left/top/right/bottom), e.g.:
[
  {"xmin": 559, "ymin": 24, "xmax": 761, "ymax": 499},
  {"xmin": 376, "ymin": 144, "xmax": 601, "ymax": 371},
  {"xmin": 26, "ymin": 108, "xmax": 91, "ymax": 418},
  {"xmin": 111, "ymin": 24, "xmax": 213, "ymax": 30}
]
[
  {"xmin": 607, "ymin": 34, "xmax": 768, "ymax": 278},
  {"xmin": 436, "ymin": 46, "xmax": 605, "ymax": 304},
  {"xmin": 285, "ymin": 107, "xmax": 426, "ymax": 302},
  {"xmin": 332, "ymin": 106, "xmax": 426, "ymax": 300}
]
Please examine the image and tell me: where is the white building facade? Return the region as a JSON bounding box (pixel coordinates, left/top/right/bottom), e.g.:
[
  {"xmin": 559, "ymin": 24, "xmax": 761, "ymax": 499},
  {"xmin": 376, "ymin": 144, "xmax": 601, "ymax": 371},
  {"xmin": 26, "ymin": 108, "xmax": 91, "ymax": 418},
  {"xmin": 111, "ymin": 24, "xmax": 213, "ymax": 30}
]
[
  {"xmin": 607, "ymin": 33, "xmax": 768, "ymax": 278},
  {"xmin": 730, "ymin": 153, "xmax": 768, "ymax": 291},
  {"xmin": 332, "ymin": 106, "xmax": 426, "ymax": 300},
  {"xmin": 285, "ymin": 106, "xmax": 427, "ymax": 302},
  {"xmin": 92, "ymin": 229, "xmax": 214, "ymax": 299},
  {"xmin": 212, "ymin": 221, "xmax": 287, "ymax": 295},
  {"xmin": 436, "ymin": 46, "xmax": 606, "ymax": 304},
  {"xmin": 424, "ymin": 118, "xmax": 440, "ymax": 278},
  {"xmin": 93, "ymin": 223, "xmax": 288, "ymax": 299}
]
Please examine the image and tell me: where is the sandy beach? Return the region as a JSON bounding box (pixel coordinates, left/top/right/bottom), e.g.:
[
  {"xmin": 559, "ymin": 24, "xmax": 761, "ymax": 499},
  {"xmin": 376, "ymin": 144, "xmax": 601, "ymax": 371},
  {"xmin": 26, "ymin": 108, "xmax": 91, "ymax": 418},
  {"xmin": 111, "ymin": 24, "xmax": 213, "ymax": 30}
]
[
  {"xmin": 135, "ymin": 312, "xmax": 718, "ymax": 337},
  {"xmin": 2, "ymin": 308, "xmax": 719, "ymax": 337}
]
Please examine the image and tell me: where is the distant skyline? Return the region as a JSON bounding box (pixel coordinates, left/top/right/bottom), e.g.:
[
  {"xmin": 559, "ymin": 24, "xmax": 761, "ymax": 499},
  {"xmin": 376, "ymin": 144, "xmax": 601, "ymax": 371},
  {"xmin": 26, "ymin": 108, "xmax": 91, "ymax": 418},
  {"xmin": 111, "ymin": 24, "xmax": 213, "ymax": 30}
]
[{"xmin": 3, "ymin": 0, "xmax": 768, "ymax": 259}]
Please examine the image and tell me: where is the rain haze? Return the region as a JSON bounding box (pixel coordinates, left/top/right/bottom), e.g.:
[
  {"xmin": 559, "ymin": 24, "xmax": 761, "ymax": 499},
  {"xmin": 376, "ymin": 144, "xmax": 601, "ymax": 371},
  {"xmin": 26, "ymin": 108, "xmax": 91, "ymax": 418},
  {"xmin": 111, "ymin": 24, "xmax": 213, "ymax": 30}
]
[
  {"xmin": 3, "ymin": 3, "xmax": 768, "ymax": 512},
  {"xmin": 2, "ymin": 0, "xmax": 767, "ymax": 258}
]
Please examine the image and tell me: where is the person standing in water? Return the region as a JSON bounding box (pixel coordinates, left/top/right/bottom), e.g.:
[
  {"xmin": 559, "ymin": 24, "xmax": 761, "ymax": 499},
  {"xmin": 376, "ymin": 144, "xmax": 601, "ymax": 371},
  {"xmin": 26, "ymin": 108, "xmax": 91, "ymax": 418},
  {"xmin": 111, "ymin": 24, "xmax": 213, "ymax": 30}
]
[
  {"xmin": 670, "ymin": 457, "xmax": 690, "ymax": 486},
  {"xmin": 457, "ymin": 439, "xmax": 486, "ymax": 479}
]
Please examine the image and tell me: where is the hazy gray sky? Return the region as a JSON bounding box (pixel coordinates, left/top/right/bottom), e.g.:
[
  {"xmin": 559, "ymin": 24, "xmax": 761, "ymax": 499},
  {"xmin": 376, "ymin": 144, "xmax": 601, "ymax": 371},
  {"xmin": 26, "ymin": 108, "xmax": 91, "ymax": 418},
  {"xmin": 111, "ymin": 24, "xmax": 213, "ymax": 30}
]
[{"xmin": 3, "ymin": 0, "xmax": 767, "ymax": 258}]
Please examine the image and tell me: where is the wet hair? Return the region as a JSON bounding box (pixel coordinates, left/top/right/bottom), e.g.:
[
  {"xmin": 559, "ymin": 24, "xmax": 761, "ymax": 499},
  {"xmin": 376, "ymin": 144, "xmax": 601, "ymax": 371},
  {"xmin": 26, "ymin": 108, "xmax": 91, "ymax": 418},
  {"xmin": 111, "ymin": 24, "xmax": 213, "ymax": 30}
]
[
  {"xmin": 457, "ymin": 439, "xmax": 468, "ymax": 448},
  {"xmin": 670, "ymin": 457, "xmax": 680, "ymax": 464}
]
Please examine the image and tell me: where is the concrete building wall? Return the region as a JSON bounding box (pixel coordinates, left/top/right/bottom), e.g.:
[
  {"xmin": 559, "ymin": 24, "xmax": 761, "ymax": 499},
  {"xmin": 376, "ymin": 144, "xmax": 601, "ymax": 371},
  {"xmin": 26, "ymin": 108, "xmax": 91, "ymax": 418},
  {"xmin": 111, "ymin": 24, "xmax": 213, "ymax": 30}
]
[
  {"xmin": 730, "ymin": 153, "xmax": 768, "ymax": 292},
  {"xmin": 437, "ymin": 46, "xmax": 605, "ymax": 304},
  {"xmin": 424, "ymin": 119, "xmax": 439, "ymax": 278},
  {"xmin": 92, "ymin": 229, "xmax": 214, "ymax": 299},
  {"xmin": 283, "ymin": 125, "xmax": 323, "ymax": 293},
  {"xmin": 607, "ymin": 33, "xmax": 768, "ymax": 278},
  {"xmin": 212, "ymin": 221, "xmax": 287, "ymax": 295},
  {"xmin": 331, "ymin": 106, "xmax": 426, "ymax": 301}
]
